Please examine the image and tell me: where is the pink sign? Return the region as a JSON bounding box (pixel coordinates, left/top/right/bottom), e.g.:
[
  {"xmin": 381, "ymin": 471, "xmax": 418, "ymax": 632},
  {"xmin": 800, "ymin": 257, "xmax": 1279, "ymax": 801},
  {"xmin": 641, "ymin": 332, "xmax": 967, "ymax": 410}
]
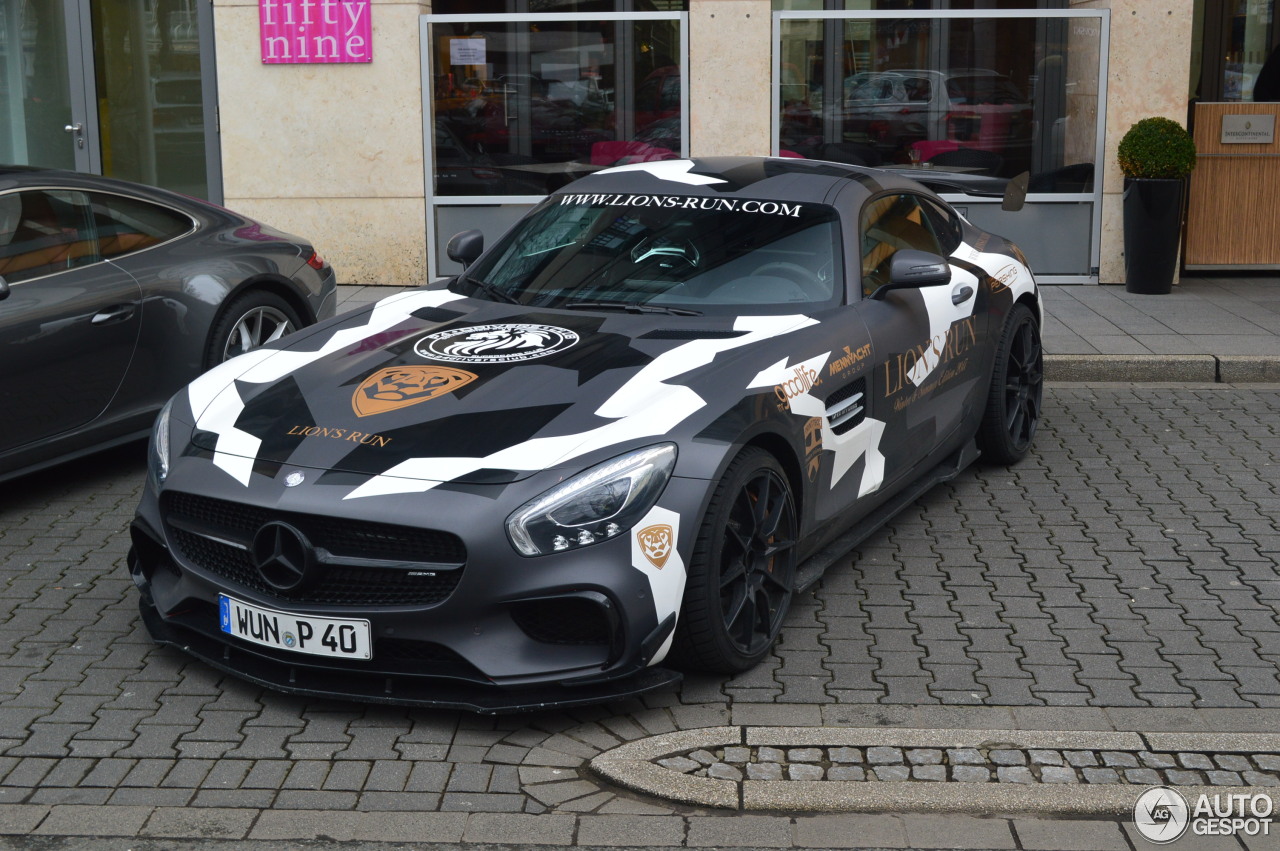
[{"xmin": 260, "ymin": 0, "xmax": 372, "ymax": 64}]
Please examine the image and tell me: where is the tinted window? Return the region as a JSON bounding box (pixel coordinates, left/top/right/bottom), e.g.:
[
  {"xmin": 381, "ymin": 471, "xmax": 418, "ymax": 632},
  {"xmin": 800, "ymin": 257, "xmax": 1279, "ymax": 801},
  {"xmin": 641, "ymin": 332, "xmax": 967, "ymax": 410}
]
[
  {"xmin": 464, "ymin": 194, "xmax": 843, "ymax": 313},
  {"xmin": 0, "ymin": 189, "xmax": 96, "ymax": 284},
  {"xmin": 87, "ymin": 193, "xmax": 193, "ymax": 260},
  {"xmin": 860, "ymin": 193, "xmax": 946, "ymax": 298}
]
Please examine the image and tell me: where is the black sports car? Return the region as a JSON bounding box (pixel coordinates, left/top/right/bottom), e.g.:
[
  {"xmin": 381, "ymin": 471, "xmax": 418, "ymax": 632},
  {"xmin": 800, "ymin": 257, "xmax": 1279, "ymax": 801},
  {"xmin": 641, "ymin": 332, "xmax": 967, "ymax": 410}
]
[
  {"xmin": 129, "ymin": 157, "xmax": 1042, "ymax": 712},
  {"xmin": 0, "ymin": 165, "xmax": 336, "ymax": 483}
]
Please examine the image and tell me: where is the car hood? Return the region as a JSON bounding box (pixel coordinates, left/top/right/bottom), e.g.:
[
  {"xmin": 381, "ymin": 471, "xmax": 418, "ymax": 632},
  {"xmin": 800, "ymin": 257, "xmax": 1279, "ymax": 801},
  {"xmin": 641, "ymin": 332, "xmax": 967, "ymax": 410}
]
[{"xmin": 182, "ymin": 288, "xmax": 817, "ymax": 490}]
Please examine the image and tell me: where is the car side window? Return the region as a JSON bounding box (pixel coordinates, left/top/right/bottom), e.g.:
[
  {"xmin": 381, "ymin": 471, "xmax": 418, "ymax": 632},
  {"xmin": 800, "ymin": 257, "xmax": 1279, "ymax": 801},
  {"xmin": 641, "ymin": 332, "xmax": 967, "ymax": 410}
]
[
  {"xmin": 860, "ymin": 193, "xmax": 945, "ymax": 298},
  {"xmin": 921, "ymin": 198, "xmax": 962, "ymax": 255},
  {"xmin": 0, "ymin": 189, "xmax": 97, "ymax": 284},
  {"xmin": 87, "ymin": 193, "xmax": 194, "ymax": 261}
]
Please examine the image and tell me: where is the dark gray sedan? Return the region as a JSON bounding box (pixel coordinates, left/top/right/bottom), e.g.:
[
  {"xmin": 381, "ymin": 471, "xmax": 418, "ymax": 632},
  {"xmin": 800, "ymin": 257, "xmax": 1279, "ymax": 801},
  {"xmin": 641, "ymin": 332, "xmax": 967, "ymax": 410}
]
[{"xmin": 0, "ymin": 166, "xmax": 336, "ymax": 483}]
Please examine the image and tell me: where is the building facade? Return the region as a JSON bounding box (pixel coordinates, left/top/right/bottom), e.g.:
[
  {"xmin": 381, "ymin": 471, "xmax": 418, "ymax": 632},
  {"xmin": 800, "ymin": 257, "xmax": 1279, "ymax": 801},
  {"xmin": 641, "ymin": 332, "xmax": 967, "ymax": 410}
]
[{"xmin": 4, "ymin": 0, "xmax": 1267, "ymax": 286}]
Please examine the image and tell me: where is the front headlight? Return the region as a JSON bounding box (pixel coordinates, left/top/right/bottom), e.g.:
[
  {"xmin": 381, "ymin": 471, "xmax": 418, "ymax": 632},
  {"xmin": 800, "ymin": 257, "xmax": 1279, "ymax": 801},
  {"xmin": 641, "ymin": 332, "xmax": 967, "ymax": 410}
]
[
  {"xmin": 149, "ymin": 397, "xmax": 174, "ymax": 484},
  {"xmin": 506, "ymin": 443, "xmax": 677, "ymax": 557}
]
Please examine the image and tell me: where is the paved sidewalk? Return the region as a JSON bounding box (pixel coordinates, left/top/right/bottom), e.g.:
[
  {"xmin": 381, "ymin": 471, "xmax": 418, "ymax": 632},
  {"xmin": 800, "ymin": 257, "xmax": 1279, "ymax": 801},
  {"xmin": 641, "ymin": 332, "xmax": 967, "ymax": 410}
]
[
  {"xmin": 1042, "ymin": 275, "xmax": 1280, "ymax": 383},
  {"xmin": 338, "ymin": 273, "xmax": 1280, "ymax": 384}
]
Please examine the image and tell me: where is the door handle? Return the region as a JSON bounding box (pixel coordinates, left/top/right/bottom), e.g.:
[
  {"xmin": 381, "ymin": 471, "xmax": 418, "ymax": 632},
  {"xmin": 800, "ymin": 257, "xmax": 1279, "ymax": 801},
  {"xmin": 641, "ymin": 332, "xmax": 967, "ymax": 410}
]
[
  {"xmin": 951, "ymin": 285, "xmax": 974, "ymax": 305},
  {"xmin": 64, "ymin": 123, "xmax": 85, "ymax": 149},
  {"xmin": 91, "ymin": 304, "xmax": 136, "ymax": 325}
]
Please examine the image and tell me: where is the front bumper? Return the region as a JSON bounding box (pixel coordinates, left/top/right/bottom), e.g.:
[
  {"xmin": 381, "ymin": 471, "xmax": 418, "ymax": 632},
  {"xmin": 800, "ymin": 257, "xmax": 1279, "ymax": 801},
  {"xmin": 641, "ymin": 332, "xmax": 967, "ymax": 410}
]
[{"xmin": 128, "ymin": 460, "xmax": 703, "ymax": 712}]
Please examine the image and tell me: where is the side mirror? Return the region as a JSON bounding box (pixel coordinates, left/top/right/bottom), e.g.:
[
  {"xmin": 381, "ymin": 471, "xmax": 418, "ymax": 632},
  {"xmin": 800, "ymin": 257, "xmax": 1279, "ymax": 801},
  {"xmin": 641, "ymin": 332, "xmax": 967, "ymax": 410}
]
[
  {"xmin": 870, "ymin": 249, "xmax": 952, "ymax": 300},
  {"xmin": 1002, "ymin": 171, "xmax": 1029, "ymax": 212},
  {"xmin": 446, "ymin": 230, "xmax": 484, "ymax": 270},
  {"xmin": 0, "ymin": 275, "xmax": 9, "ymax": 302}
]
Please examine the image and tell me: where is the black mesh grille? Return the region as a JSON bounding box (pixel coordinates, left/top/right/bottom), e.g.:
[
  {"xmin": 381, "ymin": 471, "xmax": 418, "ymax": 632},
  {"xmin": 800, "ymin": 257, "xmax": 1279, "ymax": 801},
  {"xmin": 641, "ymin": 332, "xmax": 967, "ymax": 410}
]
[
  {"xmin": 162, "ymin": 491, "xmax": 466, "ymax": 607},
  {"xmin": 511, "ymin": 598, "xmax": 613, "ymax": 645}
]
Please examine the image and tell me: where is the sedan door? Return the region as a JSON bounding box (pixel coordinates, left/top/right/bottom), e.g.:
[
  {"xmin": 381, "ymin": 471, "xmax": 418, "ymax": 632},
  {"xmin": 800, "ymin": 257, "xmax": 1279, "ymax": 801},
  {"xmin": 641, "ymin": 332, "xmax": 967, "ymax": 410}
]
[{"xmin": 0, "ymin": 188, "xmax": 143, "ymax": 453}]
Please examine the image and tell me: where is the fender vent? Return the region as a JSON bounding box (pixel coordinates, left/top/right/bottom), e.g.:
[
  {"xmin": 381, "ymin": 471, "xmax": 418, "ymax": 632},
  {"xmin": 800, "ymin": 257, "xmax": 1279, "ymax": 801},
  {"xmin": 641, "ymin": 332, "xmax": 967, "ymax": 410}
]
[{"xmin": 826, "ymin": 377, "xmax": 867, "ymax": 435}]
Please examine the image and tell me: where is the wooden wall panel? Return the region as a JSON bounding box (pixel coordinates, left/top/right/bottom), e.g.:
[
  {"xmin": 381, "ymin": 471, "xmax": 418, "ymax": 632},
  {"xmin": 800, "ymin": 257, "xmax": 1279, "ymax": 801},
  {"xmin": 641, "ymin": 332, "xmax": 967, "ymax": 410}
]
[{"xmin": 1185, "ymin": 103, "xmax": 1280, "ymax": 267}]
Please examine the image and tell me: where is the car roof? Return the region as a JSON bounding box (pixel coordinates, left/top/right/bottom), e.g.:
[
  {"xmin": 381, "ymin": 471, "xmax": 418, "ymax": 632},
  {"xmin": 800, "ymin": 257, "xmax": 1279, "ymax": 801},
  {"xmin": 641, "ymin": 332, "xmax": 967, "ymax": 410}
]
[{"xmin": 561, "ymin": 157, "xmax": 929, "ymax": 208}]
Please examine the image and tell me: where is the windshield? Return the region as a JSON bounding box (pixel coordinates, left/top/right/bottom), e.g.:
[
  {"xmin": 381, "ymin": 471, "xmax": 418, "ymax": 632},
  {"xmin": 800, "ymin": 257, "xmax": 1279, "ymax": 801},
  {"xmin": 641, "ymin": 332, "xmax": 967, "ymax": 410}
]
[{"xmin": 458, "ymin": 193, "xmax": 844, "ymax": 313}]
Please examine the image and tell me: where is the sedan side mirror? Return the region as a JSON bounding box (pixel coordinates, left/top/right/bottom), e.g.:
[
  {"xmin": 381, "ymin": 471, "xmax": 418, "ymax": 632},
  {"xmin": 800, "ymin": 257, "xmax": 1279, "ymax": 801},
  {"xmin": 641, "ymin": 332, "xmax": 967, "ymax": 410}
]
[
  {"xmin": 0, "ymin": 275, "xmax": 9, "ymax": 302},
  {"xmin": 446, "ymin": 230, "xmax": 484, "ymax": 270},
  {"xmin": 869, "ymin": 249, "xmax": 952, "ymax": 300}
]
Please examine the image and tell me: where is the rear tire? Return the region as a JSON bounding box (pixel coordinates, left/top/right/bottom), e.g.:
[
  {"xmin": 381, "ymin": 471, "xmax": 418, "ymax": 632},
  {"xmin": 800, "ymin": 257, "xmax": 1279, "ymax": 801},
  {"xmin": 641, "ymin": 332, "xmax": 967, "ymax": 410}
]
[
  {"xmin": 669, "ymin": 448, "xmax": 798, "ymax": 673},
  {"xmin": 977, "ymin": 302, "xmax": 1042, "ymax": 465},
  {"xmin": 205, "ymin": 290, "xmax": 302, "ymax": 368}
]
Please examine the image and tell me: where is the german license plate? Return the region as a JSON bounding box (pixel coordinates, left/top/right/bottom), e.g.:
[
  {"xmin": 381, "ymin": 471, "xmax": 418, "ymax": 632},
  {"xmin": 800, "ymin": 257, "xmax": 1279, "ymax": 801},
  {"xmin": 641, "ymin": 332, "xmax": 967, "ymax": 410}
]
[{"xmin": 219, "ymin": 594, "xmax": 372, "ymax": 660}]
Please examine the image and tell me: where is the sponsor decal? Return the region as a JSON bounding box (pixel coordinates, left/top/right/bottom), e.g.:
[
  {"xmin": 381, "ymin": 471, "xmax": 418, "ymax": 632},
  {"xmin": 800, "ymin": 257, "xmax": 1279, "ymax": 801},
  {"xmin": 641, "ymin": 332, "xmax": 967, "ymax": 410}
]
[
  {"xmin": 287, "ymin": 425, "xmax": 394, "ymax": 448},
  {"xmin": 351, "ymin": 365, "xmax": 477, "ymax": 417},
  {"xmin": 1133, "ymin": 786, "xmax": 1273, "ymax": 843},
  {"xmin": 774, "ymin": 362, "xmax": 822, "ymax": 406},
  {"xmin": 803, "ymin": 417, "xmax": 823, "ymax": 482},
  {"xmin": 829, "ymin": 343, "xmax": 872, "ymax": 377},
  {"xmin": 415, "ymin": 324, "xmax": 578, "ymax": 364},
  {"xmin": 882, "ymin": 315, "xmax": 978, "ymax": 400},
  {"xmin": 636, "ymin": 524, "xmax": 674, "ymax": 569},
  {"xmin": 558, "ymin": 193, "xmax": 804, "ymax": 218},
  {"xmin": 989, "ymin": 263, "xmax": 1019, "ymax": 294}
]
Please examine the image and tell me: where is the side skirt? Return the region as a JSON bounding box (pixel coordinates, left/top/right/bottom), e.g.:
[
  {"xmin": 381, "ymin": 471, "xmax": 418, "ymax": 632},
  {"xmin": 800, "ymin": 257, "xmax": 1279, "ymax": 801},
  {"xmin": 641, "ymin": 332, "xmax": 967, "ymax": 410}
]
[{"xmin": 793, "ymin": 438, "xmax": 981, "ymax": 593}]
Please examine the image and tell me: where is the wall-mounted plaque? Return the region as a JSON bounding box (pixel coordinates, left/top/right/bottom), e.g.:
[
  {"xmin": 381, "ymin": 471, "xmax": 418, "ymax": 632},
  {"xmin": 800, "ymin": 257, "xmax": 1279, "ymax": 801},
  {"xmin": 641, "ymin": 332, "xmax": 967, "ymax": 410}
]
[
  {"xmin": 1221, "ymin": 114, "xmax": 1275, "ymax": 144},
  {"xmin": 261, "ymin": 0, "xmax": 372, "ymax": 64}
]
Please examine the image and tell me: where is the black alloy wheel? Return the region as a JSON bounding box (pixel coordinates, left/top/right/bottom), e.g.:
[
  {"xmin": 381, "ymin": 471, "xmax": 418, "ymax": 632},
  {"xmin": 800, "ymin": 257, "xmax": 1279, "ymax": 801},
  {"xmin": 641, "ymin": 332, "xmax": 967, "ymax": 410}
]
[
  {"xmin": 977, "ymin": 302, "xmax": 1043, "ymax": 464},
  {"xmin": 671, "ymin": 448, "xmax": 798, "ymax": 673}
]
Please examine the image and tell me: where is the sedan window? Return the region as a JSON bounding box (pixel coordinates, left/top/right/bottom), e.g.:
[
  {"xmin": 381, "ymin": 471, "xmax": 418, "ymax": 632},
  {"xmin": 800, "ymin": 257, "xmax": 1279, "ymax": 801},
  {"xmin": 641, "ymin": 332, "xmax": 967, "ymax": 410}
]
[
  {"xmin": 0, "ymin": 190, "xmax": 96, "ymax": 284},
  {"xmin": 87, "ymin": 193, "xmax": 195, "ymax": 260}
]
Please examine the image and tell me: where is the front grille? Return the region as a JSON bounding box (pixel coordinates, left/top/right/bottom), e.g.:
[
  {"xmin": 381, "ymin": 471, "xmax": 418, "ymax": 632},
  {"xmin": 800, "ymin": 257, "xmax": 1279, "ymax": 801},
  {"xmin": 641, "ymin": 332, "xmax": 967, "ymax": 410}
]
[{"xmin": 162, "ymin": 491, "xmax": 466, "ymax": 607}]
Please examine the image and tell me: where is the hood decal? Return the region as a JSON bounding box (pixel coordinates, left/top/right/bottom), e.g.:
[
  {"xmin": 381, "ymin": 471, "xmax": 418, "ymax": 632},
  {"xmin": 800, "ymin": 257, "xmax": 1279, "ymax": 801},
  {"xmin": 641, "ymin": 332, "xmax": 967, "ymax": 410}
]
[
  {"xmin": 351, "ymin": 366, "xmax": 477, "ymax": 417},
  {"xmin": 188, "ymin": 289, "xmax": 467, "ymax": 485},
  {"xmin": 343, "ymin": 314, "xmax": 819, "ymax": 500},
  {"xmin": 415, "ymin": 323, "xmax": 580, "ymax": 364}
]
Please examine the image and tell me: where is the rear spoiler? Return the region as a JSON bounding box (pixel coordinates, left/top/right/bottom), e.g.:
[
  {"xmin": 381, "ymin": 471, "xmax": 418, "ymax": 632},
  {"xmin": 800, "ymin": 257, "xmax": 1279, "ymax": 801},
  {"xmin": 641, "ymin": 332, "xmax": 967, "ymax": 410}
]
[{"xmin": 884, "ymin": 168, "xmax": 1029, "ymax": 212}]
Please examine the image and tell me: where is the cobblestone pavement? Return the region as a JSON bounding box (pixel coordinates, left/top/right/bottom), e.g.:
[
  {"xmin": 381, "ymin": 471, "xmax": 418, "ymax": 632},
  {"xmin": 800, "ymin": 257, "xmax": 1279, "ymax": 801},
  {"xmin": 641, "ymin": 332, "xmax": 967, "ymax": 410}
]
[{"xmin": 1, "ymin": 385, "xmax": 1278, "ymax": 849}]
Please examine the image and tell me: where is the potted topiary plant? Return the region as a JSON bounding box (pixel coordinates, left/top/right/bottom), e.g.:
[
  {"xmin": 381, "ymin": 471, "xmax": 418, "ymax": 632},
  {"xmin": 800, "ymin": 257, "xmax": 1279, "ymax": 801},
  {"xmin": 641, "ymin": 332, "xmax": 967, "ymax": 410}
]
[{"xmin": 1117, "ymin": 116, "xmax": 1197, "ymax": 294}]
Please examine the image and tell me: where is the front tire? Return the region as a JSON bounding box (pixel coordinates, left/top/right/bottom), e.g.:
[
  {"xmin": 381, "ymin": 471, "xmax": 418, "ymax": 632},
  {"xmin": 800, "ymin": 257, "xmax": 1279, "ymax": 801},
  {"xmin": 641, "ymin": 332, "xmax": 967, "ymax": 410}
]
[
  {"xmin": 205, "ymin": 290, "xmax": 302, "ymax": 368},
  {"xmin": 977, "ymin": 302, "xmax": 1043, "ymax": 464},
  {"xmin": 669, "ymin": 448, "xmax": 798, "ymax": 673}
]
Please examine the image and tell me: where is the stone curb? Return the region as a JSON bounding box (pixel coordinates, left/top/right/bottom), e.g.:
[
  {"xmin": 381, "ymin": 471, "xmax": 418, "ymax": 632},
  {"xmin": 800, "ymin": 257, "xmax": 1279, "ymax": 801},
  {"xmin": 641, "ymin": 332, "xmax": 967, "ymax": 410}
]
[
  {"xmin": 589, "ymin": 728, "xmax": 1280, "ymax": 814},
  {"xmin": 1045, "ymin": 353, "xmax": 1280, "ymax": 383},
  {"xmin": 1045, "ymin": 354, "xmax": 1216, "ymax": 383}
]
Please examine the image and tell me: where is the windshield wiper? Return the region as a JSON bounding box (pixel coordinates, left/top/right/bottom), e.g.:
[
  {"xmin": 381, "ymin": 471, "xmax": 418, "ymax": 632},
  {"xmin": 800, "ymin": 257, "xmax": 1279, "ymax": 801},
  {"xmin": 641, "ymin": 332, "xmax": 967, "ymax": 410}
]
[
  {"xmin": 564, "ymin": 301, "xmax": 703, "ymax": 316},
  {"xmin": 459, "ymin": 274, "xmax": 520, "ymax": 305}
]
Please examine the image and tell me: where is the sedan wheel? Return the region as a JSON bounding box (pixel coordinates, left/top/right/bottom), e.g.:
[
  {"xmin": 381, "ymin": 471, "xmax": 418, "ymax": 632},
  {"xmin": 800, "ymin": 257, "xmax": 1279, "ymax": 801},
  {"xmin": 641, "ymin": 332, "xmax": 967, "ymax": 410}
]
[
  {"xmin": 206, "ymin": 291, "xmax": 303, "ymax": 367},
  {"xmin": 670, "ymin": 448, "xmax": 797, "ymax": 673},
  {"xmin": 977, "ymin": 302, "xmax": 1043, "ymax": 464}
]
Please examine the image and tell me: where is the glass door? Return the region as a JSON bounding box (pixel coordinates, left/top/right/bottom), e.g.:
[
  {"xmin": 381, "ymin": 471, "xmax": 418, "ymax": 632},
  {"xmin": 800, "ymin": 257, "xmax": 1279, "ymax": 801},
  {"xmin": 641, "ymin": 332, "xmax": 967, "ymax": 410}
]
[
  {"xmin": 0, "ymin": 0, "xmax": 94, "ymax": 171},
  {"xmin": 0, "ymin": 0, "xmax": 219, "ymax": 200}
]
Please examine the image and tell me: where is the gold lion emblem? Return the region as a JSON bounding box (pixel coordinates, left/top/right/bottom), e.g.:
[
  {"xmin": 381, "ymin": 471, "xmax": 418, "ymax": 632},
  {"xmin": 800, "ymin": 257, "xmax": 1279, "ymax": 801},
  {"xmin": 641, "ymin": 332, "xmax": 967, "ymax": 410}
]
[
  {"xmin": 636, "ymin": 524, "xmax": 674, "ymax": 569},
  {"xmin": 352, "ymin": 366, "xmax": 477, "ymax": 417}
]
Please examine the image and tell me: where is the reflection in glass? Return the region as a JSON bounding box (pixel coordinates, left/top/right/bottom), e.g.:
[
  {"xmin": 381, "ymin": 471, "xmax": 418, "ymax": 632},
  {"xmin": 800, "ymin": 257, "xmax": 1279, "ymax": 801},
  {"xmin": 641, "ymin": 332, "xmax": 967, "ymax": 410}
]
[
  {"xmin": 0, "ymin": 0, "xmax": 76, "ymax": 170},
  {"xmin": 778, "ymin": 15, "xmax": 1098, "ymax": 191},
  {"xmin": 91, "ymin": 2, "xmax": 209, "ymax": 198},
  {"xmin": 430, "ymin": 19, "xmax": 683, "ymax": 197}
]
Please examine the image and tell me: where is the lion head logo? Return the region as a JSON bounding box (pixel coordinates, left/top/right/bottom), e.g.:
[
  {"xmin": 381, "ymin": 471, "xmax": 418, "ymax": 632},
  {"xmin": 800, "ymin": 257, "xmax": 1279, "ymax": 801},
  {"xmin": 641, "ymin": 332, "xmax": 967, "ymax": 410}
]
[
  {"xmin": 636, "ymin": 524, "xmax": 674, "ymax": 569},
  {"xmin": 352, "ymin": 366, "xmax": 477, "ymax": 417},
  {"xmin": 415, "ymin": 323, "xmax": 578, "ymax": 363}
]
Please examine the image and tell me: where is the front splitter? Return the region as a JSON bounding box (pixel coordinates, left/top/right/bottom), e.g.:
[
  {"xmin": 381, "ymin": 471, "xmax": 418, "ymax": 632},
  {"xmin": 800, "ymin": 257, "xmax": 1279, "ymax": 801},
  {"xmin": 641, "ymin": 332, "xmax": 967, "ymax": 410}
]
[{"xmin": 140, "ymin": 599, "xmax": 682, "ymax": 714}]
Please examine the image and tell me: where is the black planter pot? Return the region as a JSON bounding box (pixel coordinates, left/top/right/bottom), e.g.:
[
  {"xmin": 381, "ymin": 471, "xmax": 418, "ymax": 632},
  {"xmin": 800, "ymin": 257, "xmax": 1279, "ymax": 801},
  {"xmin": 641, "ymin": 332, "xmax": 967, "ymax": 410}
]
[{"xmin": 1122, "ymin": 177, "xmax": 1185, "ymax": 295}]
